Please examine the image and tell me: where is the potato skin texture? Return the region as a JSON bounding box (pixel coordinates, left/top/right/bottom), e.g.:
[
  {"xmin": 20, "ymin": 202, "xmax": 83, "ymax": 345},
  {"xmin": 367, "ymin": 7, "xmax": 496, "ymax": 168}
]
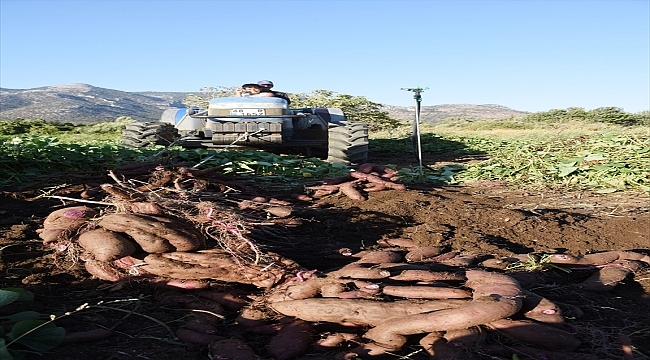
[
  {"xmin": 98, "ymin": 213, "xmax": 203, "ymax": 253},
  {"xmin": 266, "ymin": 320, "xmax": 315, "ymax": 360},
  {"xmin": 360, "ymin": 270, "xmax": 522, "ymax": 352},
  {"xmin": 270, "ymin": 298, "xmax": 469, "ymax": 326},
  {"xmin": 77, "ymin": 228, "xmax": 136, "ymax": 262}
]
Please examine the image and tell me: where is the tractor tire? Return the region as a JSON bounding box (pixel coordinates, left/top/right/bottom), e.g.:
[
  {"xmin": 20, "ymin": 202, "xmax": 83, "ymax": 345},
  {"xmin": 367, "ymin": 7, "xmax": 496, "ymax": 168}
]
[
  {"xmin": 326, "ymin": 121, "xmax": 369, "ymax": 166},
  {"xmin": 121, "ymin": 122, "xmax": 178, "ymax": 148}
]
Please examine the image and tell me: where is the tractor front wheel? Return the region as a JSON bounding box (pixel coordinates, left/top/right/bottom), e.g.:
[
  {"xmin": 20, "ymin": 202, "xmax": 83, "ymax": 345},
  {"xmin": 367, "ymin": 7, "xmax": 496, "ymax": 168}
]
[
  {"xmin": 326, "ymin": 121, "xmax": 369, "ymax": 166},
  {"xmin": 121, "ymin": 122, "xmax": 178, "ymax": 148}
]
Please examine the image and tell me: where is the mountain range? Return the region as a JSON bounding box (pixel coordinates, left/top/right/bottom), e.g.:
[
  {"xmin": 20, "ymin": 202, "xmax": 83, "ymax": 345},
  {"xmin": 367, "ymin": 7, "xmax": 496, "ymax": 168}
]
[{"xmin": 0, "ymin": 83, "xmax": 530, "ymax": 123}]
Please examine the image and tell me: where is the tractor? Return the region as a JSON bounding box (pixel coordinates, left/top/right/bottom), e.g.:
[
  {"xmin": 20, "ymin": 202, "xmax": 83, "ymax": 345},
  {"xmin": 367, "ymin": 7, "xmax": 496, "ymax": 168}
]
[{"xmin": 121, "ymin": 96, "xmax": 369, "ymax": 165}]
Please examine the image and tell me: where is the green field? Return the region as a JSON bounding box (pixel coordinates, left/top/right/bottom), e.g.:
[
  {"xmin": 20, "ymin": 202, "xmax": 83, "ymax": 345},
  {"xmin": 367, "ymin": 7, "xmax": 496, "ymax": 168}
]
[{"xmin": 1, "ymin": 116, "xmax": 648, "ymax": 193}]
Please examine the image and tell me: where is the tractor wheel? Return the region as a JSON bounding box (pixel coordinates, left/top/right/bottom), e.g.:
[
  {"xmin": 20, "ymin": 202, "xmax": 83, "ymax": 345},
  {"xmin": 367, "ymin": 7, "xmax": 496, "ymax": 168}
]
[
  {"xmin": 121, "ymin": 122, "xmax": 178, "ymax": 148},
  {"xmin": 326, "ymin": 121, "xmax": 369, "ymax": 166}
]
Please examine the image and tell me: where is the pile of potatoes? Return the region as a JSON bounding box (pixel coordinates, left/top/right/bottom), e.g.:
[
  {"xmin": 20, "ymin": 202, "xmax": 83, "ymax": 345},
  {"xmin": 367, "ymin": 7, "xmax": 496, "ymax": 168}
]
[
  {"xmin": 306, "ymin": 163, "xmax": 406, "ymax": 201},
  {"xmin": 218, "ymin": 242, "xmax": 648, "ymax": 359},
  {"xmin": 35, "ymin": 163, "xmax": 649, "ymax": 359},
  {"xmin": 38, "ymin": 204, "xmax": 649, "ymax": 359},
  {"xmin": 38, "ymin": 205, "xmax": 299, "ymax": 289}
]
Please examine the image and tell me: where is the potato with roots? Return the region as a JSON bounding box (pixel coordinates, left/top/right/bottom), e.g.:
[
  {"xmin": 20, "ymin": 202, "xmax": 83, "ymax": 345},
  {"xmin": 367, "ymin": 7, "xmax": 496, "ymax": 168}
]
[
  {"xmin": 343, "ymin": 270, "xmax": 522, "ymax": 357},
  {"xmin": 38, "ymin": 206, "xmax": 99, "ymax": 245},
  {"xmin": 77, "ymin": 228, "xmax": 137, "ymax": 262},
  {"xmin": 141, "ymin": 250, "xmax": 298, "ymax": 288},
  {"xmin": 98, "ymin": 213, "xmax": 204, "ymax": 253}
]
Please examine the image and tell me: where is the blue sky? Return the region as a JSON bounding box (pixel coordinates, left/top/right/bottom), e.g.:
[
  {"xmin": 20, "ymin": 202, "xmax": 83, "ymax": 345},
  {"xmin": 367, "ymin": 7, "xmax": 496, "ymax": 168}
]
[{"xmin": 1, "ymin": 0, "xmax": 648, "ymax": 112}]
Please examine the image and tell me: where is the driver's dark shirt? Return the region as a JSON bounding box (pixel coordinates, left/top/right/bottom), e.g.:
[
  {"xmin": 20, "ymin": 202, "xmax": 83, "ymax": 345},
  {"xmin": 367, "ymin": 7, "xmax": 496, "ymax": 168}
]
[{"xmin": 261, "ymin": 89, "xmax": 291, "ymax": 104}]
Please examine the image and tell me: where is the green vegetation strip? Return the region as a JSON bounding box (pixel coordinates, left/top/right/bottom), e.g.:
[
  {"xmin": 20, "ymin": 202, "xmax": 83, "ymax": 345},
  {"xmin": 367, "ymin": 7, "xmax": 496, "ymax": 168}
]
[
  {"xmin": 1, "ymin": 118, "xmax": 648, "ymax": 193},
  {"xmin": 0, "ymin": 136, "xmax": 349, "ymax": 189},
  {"xmin": 376, "ymin": 132, "xmax": 649, "ymax": 193}
]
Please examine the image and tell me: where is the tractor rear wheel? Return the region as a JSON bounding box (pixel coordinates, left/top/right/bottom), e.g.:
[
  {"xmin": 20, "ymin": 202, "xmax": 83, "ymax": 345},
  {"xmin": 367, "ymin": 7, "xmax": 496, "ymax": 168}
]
[
  {"xmin": 121, "ymin": 122, "xmax": 178, "ymax": 148},
  {"xmin": 326, "ymin": 121, "xmax": 369, "ymax": 165}
]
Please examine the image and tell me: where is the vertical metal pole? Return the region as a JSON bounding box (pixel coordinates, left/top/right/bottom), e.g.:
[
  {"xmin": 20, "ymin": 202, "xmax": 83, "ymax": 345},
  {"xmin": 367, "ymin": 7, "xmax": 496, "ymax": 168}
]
[
  {"xmin": 413, "ymin": 91, "xmax": 423, "ymax": 179},
  {"xmin": 402, "ymin": 87, "xmax": 428, "ymax": 180}
]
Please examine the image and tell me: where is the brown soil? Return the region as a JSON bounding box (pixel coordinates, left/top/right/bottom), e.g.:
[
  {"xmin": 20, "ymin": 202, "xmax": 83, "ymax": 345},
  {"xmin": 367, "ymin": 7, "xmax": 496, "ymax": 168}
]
[{"xmin": 1, "ymin": 152, "xmax": 649, "ymax": 360}]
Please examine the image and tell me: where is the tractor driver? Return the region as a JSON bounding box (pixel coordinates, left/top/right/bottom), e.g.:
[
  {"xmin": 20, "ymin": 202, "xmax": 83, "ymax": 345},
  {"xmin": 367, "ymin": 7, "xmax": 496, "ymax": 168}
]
[
  {"xmin": 257, "ymin": 80, "xmax": 291, "ymax": 104},
  {"xmin": 234, "ymin": 83, "xmax": 273, "ymax": 98}
]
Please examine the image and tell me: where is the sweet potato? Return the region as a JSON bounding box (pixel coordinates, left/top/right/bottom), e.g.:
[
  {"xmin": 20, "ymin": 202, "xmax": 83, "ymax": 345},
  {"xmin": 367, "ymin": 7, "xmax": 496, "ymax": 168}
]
[
  {"xmin": 270, "ymin": 298, "xmax": 469, "ymax": 327},
  {"xmin": 338, "ymin": 182, "xmax": 365, "ymax": 201},
  {"xmin": 62, "ymin": 328, "xmax": 112, "ymax": 344},
  {"xmin": 376, "ymin": 238, "xmax": 418, "ymax": 248},
  {"xmin": 349, "ymin": 171, "xmax": 406, "ymax": 190},
  {"xmin": 322, "ymin": 174, "xmax": 355, "ymax": 185},
  {"xmin": 418, "ymin": 328, "xmax": 484, "ymax": 358},
  {"xmin": 444, "ymin": 327, "xmax": 485, "ymax": 348},
  {"xmin": 351, "ymin": 250, "xmax": 402, "ymax": 264},
  {"xmin": 176, "ymin": 329, "xmax": 225, "ymax": 344},
  {"xmin": 361, "ymin": 270, "xmax": 522, "ymax": 352},
  {"xmin": 313, "ymin": 333, "xmax": 363, "ymax": 352},
  {"xmin": 487, "ymin": 318, "xmax": 581, "ymax": 351},
  {"xmin": 264, "ymin": 205, "xmax": 292, "ymax": 218},
  {"xmin": 388, "ymin": 269, "xmax": 465, "ymax": 282},
  {"xmin": 39, "ymin": 206, "xmax": 99, "ymax": 244},
  {"xmin": 381, "ymin": 285, "xmax": 472, "ymax": 299},
  {"xmin": 236, "ymin": 306, "xmax": 273, "ymax": 328},
  {"xmin": 196, "ymin": 291, "xmax": 250, "ymax": 311},
  {"xmin": 357, "ymin": 163, "xmax": 398, "ymax": 176},
  {"xmin": 266, "ymin": 320, "xmax": 315, "ymax": 360},
  {"xmin": 548, "ymin": 250, "xmax": 650, "ymax": 266},
  {"xmin": 84, "ymin": 258, "xmax": 126, "ymax": 282},
  {"xmin": 125, "ymin": 202, "xmax": 164, "ymax": 215},
  {"xmin": 336, "ymin": 283, "xmax": 381, "ymax": 298},
  {"xmin": 404, "ymin": 246, "xmax": 444, "ymax": 262},
  {"xmin": 577, "ymin": 260, "xmax": 643, "ymax": 292},
  {"xmin": 142, "ymin": 250, "xmax": 294, "ymax": 288},
  {"xmin": 77, "ymin": 228, "xmax": 136, "ymax": 262},
  {"xmin": 327, "ymin": 263, "xmax": 392, "ymax": 280},
  {"xmin": 208, "ymin": 338, "xmax": 262, "ymax": 360},
  {"xmin": 520, "ymin": 290, "xmax": 564, "ymax": 324},
  {"xmin": 98, "ymin": 213, "xmax": 204, "ymax": 253},
  {"xmin": 264, "ymin": 277, "xmax": 347, "ymax": 303},
  {"xmin": 436, "ymin": 253, "xmax": 477, "ymax": 267},
  {"xmin": 153, "ymin": 278, "xmax": 210, "ymax": 289},
  {"xmin": 43, "ymin": 206, "xmax": 99, "ymax": 229}
]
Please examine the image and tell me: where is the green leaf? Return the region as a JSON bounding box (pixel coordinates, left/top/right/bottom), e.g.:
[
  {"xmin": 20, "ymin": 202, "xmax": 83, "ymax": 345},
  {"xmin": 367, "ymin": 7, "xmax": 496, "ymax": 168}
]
[
  {"xmin": 0, "ymin": 290, "xmax": 20, "ymax": 307},
  {"xmin": 1, "ymin": 289, "xmax": 33, "ymax": 303},
  {"xmin": 595, "ymin": 188, "xmax": 618, "ymax": 194},
  {"xmin": 583, "ymin": 153, "xmax": 606, "ymax": 161},
  {"xmin": 6, "ymin": 320, "xmax": 65, "ymax": 352},
  {"xmin": 0, "ymin": 338, "xmax": 14, "ymax": 360},
  {"xmin": 557, "ymin": 165, "xmax": 578, "ymax": 177},
  {"xmin": 1, "ymin": 311, "xmax": 43, "ymax": 323}
]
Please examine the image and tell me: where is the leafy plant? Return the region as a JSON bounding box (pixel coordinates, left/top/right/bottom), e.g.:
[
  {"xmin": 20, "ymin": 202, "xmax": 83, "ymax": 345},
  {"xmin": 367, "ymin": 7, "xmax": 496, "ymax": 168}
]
[
  {"xmin": 505, "ymin": 254, "xmax": 572, "ymax": 273},
  {"xmin": 0, "ymin": 288, "xmax": 65, "ymax": 360}
]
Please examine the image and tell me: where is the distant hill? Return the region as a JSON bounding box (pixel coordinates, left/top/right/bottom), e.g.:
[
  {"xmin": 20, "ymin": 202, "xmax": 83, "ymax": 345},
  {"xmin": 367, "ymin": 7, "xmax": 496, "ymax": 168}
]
[
  {"xmin": 0, "ymin": 84, "xmax": 194, "ymax": 122},
  {"xmin": 0, "ymin": 83, "xmax": 529, "ymax": 123},
  {"xmin": 384, "ymin": 104, "xmax": 529, "ymax": 124}
]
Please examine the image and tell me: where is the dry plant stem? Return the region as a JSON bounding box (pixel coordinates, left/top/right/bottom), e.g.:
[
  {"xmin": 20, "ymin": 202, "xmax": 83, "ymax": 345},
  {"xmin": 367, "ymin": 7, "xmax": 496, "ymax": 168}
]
[
  {"xmin": 107, "ymin": 170, "xmax": 126, "ymax": 186},
  {"xmin": 46, "ymin": 195, "xmax": 114, "ymax": 206}
]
